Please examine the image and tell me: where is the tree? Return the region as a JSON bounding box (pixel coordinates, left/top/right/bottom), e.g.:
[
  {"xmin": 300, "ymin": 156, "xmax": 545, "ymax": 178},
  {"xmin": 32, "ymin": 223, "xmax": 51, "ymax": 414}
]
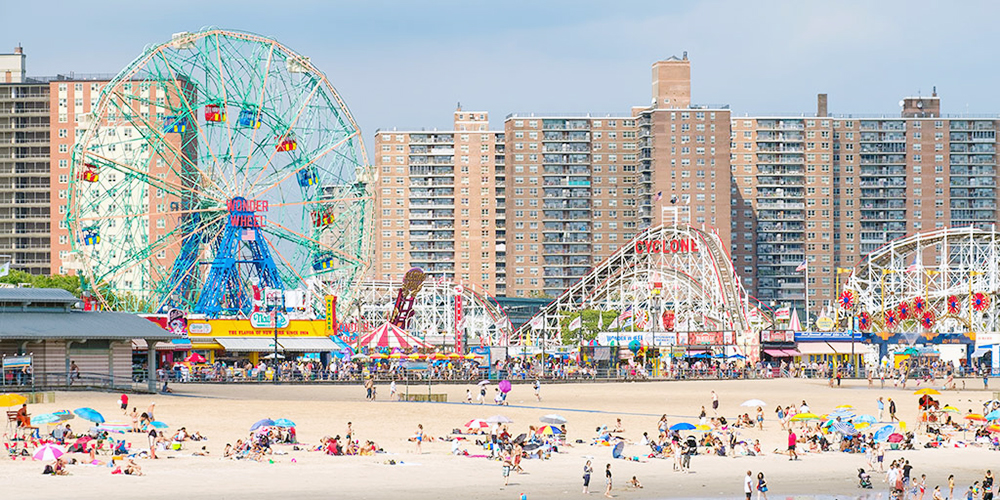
[
  {"xmin": 559, "ymin": 309, "xmax": 620, "ymax": 344},
  {"xmin": 0, "ymin": 271, "xmax": 82, "ymax": 296}
]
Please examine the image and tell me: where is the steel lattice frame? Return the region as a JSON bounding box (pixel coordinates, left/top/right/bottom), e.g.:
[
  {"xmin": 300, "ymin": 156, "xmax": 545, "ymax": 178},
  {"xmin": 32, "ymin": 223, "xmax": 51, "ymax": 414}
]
[
  {"xmin": 66, "ymin": 29, "xmax": 373, "ymax": 316},
  {"xmin": 514, "ymin": 224, "xmax": 754, "ymax": 351},
  {"xmin": 842, "ymin": 226, "xmax": 1000, "ymax": 341},
  {"xmin": 350, "ymin": 280, "xmax": 513, "ymax": 347}
]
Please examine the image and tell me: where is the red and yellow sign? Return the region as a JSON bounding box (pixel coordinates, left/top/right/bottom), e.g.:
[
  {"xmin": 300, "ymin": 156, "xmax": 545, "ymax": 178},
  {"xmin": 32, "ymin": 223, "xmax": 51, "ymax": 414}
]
[{"xmin": 186, "ymin": 319, "xmax": 329, "ymax": 338}]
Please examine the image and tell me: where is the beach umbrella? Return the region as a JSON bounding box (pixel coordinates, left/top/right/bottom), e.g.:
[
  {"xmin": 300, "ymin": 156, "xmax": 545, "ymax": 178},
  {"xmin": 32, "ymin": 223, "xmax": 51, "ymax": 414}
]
[
  {"xmin": 0, "ymin": 393, "xmax": 26, "ymax": 407},
  {"xmin": 273, "ymin": 418, "xmax": 296, "ymax": 428},
  {"xmin": 886, "ymin": 433, "xmax": 905, "ymax": 443},
  {"xmin": 523, "ymin": 442, "xmax": 543, "ymax": 452},
  {"xmin": 941, "ymin": 405, "xmax": 961, "ymax": 413},
  {"xmin": 31, "ymin": 412, "xmax": 64, "ymax": 425},
  {"xmin": 832, "ymin": 420, "xmax": 858, "ymax": 436},
  {"xmin": 612, "ymin": 441, "xmax": 624, "ymax": 459},
  {"xmin": 853, "ymin": 414, "xmax": 878, "ymax": 425},
  {"xmin": 830, "ymin": 410, "xmax": 855, "ymax": 420},
  {"xmin": 536, "ymin": 425, "xmax": 562, "ymax": 435},
  {"xmin": 965, "ymin": 413, "xmax": 986, "ymax": 422},
  {"xmin": 32, "ymin": 443, "xmax": 65, "ymax": 461},
  {"xmin": 873, "ymin": 424, "xmax": 895, "ymax": 442},
  {"xmin": 791, "ymin": 412, "xmax": 822, "ymax": 421},
  {"xmin": 512, "ymin": 433, "xmax": 527, "ymax": 444},
  {"xmin": 250, "ymin": 418, "xmax": 275, "ymax": 431},
  {"xmin": 669, "ymin": 422, "xmax": 696, "ymax": 431},
  {"xmin": 350, "ymin": 353, "xmax": 369, "ymax": 361},
  {"xmin": 465, "ymin": 419, "xmax": 489, "ymax": 430},
  {"xmin": 834, "ymin": 404, "xmax": 854, "ymax": 409},
  {"xmin": 149, "ymin": 421, "xmax": 169, "ymax": 429},
  {"xmin": 498, "ymin": 380, "xmax": 512, "ymax": 393},
  {"xmin": 477, "ymin": 380, "xmax": 490, "ymax": 386},
  {"xmin": 486, "ymin": 415, "xmax": 513, "ymax": 424},
  {"xmin": 986, "ymin": 410, "xmax": 1000, "ymax": 421},
  {"xmin": 97, "ymin": 423, "xmax": 130, "ymax": 434},
  {"xmin": 73, "ymin": 407, "xmax": 105, "ymax": 424},
  {"xmin": 694, "ymin": 424, "xmax": 711, "ymax": 431},
  {"xmin": 913, "ymin": 388, "xmax": 940, "ymax": 396},
  {"xmin": 185, "ymin": 352, "xmax": 207, "ymax": 363},
  {"xmin": 539, "ymin": 414, "xmax": 567, "ymax": 425},
  {"xmin": 987, "ymin": 425, "xmax": 1000, "ymax": 433},
  {"xmin": 741, "ymin": 399, "xmax": 766, "ymax": 407}
]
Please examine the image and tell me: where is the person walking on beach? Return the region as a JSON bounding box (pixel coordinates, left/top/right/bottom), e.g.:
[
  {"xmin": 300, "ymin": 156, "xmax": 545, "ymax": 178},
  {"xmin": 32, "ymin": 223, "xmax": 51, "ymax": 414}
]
[
  {"xmin": 889, "ymin": 398, "xmax": 898, "ymax": 422},
  {"xmin": 390, "ymin": 380, "xmax": 397, "ymax": 401},
  {"xmin": 711, "ymin": 391, "xmax": 719, "ymax": 415},
  {"xmin": 744, "ymin": 470, "xmax": 754, "ymax": 500},
  {"xmin": 501, "ymin": 450, "xmax": 512, "ymax": 486},
  {"xmin": 605, "ymin": 463, "xmax": 613, "ymax": 498},
  {"xmin": 583, "ymin": 460, "xmax": 593, "ymax": 494},
  {"xmin": 948, "ymin": 474, "xmax": 955, "ymax": 499},
  {"xmin": 364, "ymin": 377, "xmax": 373, "ymax": 400},
  {"xmin": 878, "ymin": 397, "xmax": 885, "ymax": 422},
  {"xmin": 984, "ymin": 470, "xmax": 994, "ymax": 500},
  {"xmin": 787, "ymin": 429, "xmax": 798, "ymax": 461},
  {"xmin": 876, "ymin": 443, "xmax": 885, "ymax": 472},
  {"xmin": 916, "ymin": 474, "xmax": 927, "ymax": 500},
  {"xmin": 756, "ymin": 472, "xmax": 769, "ymax": 500},
  {"xmin": 534, "ymin": 379, "xmax": 541, "ymax": 402},
  {"xmin": 479, "ymin": 384, "xmax": 487, "ymax": 404},
  {"xmin": 699, "ymin": 406, "xmax": 708, "ymax": 426},
  {"xmin": 466, "ymin": 389, "xmax": 472, "ymax": 404},
  {"xmin": 414, "ymin": 424, "xmax": 424, "ymax": 454}
]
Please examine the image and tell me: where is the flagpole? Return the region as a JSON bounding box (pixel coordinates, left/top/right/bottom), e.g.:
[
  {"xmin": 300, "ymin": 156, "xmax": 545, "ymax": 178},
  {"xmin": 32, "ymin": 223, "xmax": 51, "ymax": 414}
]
[{"xmin": 804, "ymin": 261, "xmax": 810, "ymax": 331}]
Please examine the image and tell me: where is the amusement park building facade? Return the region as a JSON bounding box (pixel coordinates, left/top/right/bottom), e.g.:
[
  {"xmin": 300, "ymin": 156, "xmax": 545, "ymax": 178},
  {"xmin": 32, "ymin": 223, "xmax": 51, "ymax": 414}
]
[{"xmin": 374, "ymin": 54, "xmax": 1000, "ymax": 327}]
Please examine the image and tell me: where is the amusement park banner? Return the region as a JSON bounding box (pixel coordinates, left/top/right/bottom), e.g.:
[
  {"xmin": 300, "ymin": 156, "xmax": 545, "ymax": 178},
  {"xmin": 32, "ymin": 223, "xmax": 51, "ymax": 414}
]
[{"xmin": 185, "ymin": 319, "xmax": 332, "ymax": 337}]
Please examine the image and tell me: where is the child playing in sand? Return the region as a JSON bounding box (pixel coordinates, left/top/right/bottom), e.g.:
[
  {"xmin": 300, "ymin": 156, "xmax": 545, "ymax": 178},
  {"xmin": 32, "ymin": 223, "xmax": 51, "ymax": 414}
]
[{"xmin": 628, "ymin": 476, "xmax": 643, "ymax": 488}]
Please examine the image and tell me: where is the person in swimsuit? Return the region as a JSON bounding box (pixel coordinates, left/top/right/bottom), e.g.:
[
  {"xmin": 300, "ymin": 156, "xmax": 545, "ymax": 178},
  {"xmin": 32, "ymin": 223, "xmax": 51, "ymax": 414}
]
[
  {"xmin": 756, "ymin": 472, "xmax": 769, "ymax": 500},
  {"xmin": 583, "ymin": 460, "xmax": 593, "ymax": 494},
  {"xmin": 605, "ymin": 463, "xmax": 613, "ymax": 498},
  {"xmin": 414, "ymin": 424, "xmax": 424, "ymax": 454}
]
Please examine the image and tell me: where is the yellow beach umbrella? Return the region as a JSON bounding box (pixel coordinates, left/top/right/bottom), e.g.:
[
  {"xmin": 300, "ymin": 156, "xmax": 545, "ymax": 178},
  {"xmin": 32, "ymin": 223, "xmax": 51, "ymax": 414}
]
[
  {"xmin": 834, "ymin": 404, "xmax": 854, "ymax": 409},
  {"xmin": 694, "ymin": 424, "xmax": 711, "ymax": 431},
  {"xmin": 791, "ymin": 412, "xmax": 822, "ymax": 421},
  {"xmin": 913, "ymin": 388, "xmax": 940, "ymax": 396},
  {"xmin": 941, "ymin": 405, "xmax": 960, "ymax": 413},
  {"xmin": 0, "ymin": 393, "xmax": 26, "ymax": 407}
]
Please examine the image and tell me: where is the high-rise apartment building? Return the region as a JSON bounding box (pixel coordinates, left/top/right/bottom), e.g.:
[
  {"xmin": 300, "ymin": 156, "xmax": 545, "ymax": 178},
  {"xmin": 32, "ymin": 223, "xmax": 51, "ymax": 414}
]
[
  {"xmin": 372, "ymin": 110, "xmax": 508, "ymax": 295},
  {"xmin": 371, "ymin": 54, "xmax": 1000, "ymax": 330},
  {"xmin": 0, "ymin": 47, "xmax": 51, "ymax": 274},
  {"xmin": 503, "ymin": 114, "xmax": 641, "ymax": 297}
]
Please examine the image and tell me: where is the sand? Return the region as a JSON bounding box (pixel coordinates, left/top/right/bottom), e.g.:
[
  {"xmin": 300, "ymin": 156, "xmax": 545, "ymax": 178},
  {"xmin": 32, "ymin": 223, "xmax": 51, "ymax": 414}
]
[{"xmin": 1, "ymin": 377, "xmax": 998, "ymax": 499}]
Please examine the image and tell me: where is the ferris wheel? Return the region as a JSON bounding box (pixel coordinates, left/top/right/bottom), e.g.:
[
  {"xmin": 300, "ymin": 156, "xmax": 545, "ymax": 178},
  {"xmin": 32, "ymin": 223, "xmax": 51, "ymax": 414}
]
[{"xmin": 67, "ymin": 29, "xmax": 373, "ymax": 317}]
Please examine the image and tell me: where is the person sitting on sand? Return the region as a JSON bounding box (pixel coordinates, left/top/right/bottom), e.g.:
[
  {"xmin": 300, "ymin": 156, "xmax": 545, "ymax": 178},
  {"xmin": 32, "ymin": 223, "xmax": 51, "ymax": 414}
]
[
  {"xmin": 52, "ymin": 457, "xmax": 69, "ymax": 476},
  {"xmin": 629, "ymin": 476, "xmax": 643, "ymax": 488},
  {"xmin": 613, "ymin": 418, "xmax": 626, "ymax": 433}
]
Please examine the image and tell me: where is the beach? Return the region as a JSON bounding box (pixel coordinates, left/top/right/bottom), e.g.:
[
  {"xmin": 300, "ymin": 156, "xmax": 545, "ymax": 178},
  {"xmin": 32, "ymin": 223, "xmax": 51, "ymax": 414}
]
[{"xmin": 2, "ymin": 377, "xmax": 998, "ymax": 499}]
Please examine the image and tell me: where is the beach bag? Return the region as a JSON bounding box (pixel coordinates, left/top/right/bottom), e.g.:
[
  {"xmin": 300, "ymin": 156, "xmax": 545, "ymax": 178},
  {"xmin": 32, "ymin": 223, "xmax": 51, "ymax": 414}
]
[{"xmin": 42, "ymin": 465, "xmax": 54, "ymax": 475}]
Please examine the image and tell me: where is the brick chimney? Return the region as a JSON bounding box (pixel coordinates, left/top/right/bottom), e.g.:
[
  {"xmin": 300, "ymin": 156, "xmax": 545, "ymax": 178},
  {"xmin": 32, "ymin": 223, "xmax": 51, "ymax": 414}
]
[{"xmin": 816, "ymin": 94, "xmax": 828, "ymax": 117}]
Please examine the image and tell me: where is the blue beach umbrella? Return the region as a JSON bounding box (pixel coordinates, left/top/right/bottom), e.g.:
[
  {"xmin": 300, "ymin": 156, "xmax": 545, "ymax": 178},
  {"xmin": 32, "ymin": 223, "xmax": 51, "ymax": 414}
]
[
  {"xmin": 853, "ymin": 414, "xmax": 878, "ymax": 425},
  {"xmin": 73, "ymin": 407, "xmax": 105, "ymax": 424},
  {"xmin": 31, "ymin": 412, "xmax": 63, "ymax": 425},
  {"xmin": 669, "ymin": 422, "xmax": 696, "ymax": 431},
  {"xmin": 986, "ymin": 410, "xmax": 1000, "ymax": 421},
  {"xmin": 250, "ymin": 418, "xmax": 275, "ymax": 431},
  {"xmin": 150, "ymin": 421, "xmax": 169, "ymax": 429},
  {"xmin": 273, "ymin": 418, "xmax": 296, "ymax": 428},
  {"xmin": 873, "ymin": 424, "xmax": 895, "ymax": 442}
]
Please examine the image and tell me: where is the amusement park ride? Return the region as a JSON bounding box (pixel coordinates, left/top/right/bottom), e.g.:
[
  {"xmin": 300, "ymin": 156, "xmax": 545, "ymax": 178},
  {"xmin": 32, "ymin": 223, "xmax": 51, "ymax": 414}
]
[
  {"xmin": 59, "ymin": 29, "xmax": 1000, "ymax": 357},
  {"xmin": 66, "ymin": 29, "xmax": 374, "ymax": 321}
]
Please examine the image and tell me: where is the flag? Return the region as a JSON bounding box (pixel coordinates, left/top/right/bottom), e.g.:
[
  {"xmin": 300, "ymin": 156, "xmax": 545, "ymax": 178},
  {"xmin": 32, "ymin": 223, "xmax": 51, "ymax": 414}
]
[
  {"xmin": 795, "ymin": 260, "xmax": 807, "ymax": 272},
  {"xmin": 241, "ymin": 229, "xmax": 256, "ymax": 241},
  {"xmin": 0, "ymin": 261, "xmax": 8, "ymax": 277},
  {"xmin": 568, "ymin": 316, "xmax": 582, "ymax": 331},
  {"xmin": 597, "ymin": 312, "xmax": 603, "ymax": 330},
  {"xmin": 906, "ymin": 255, "xmax": 919, "ymax": 274},
  {"xmin": 654, "ymin": 191, "xmax": 663, "ymax": 202},
  {"xmin": 529, "ymin": 315, "xmax": 544, "ymax": 330}
]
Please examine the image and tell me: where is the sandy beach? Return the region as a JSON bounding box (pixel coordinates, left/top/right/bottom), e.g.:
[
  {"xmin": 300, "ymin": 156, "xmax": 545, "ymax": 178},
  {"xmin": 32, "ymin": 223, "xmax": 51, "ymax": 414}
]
[{"xmin": 2, "ymin": 378, "xmax": 998, "ymax": 499}]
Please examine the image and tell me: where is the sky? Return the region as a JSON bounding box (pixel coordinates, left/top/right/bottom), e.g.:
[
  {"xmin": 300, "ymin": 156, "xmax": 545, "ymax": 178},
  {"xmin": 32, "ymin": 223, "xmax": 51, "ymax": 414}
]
[{"xmin": 7, "ymin": 0, "xmax": 1000, "ymax": 147}]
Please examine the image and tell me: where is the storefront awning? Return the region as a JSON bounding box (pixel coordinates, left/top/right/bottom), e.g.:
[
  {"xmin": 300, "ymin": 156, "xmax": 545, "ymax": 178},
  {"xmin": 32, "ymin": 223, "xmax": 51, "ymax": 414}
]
[
  {"xmin": 217, "ymin": 337, "xmax": 279, "ymax": 353},
  {"xmin": 972, "ymin": 345, "xmax": 994, "ymax": 358},
  {"xmin": 796, "ymin": 342, "xmax": 862, "ymax": 356},
  {"xmin": 277, "ymin": 337, "xmax": 339, "ymax": 352},
  {"xmin": 763, "ymin": 348, "xmax": 800, "ymax": 357},
  {"xmin": 132, "ymin": 338, "xmax": 192, "ymax": 351}
]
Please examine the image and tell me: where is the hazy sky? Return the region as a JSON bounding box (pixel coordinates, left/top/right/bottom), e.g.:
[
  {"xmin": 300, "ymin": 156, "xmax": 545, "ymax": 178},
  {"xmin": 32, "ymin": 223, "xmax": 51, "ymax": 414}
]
[{"xmin": 8, "ymin": 1, "xmax": 1000, "ymax": 145}]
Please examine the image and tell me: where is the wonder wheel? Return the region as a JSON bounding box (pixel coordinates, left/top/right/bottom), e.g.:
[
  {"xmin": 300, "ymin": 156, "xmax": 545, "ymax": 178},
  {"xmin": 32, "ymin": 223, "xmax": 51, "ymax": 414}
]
[{"xmin": 67, "ymin": 29, "xmax": 373, "ymax": 316}]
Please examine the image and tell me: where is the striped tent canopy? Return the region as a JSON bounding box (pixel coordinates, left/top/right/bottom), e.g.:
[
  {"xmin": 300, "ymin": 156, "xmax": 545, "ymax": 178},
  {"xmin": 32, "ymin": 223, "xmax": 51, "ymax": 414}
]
[{"xmin": 358, "ymin": 323, "xmax": 431, "ymax": 349}]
